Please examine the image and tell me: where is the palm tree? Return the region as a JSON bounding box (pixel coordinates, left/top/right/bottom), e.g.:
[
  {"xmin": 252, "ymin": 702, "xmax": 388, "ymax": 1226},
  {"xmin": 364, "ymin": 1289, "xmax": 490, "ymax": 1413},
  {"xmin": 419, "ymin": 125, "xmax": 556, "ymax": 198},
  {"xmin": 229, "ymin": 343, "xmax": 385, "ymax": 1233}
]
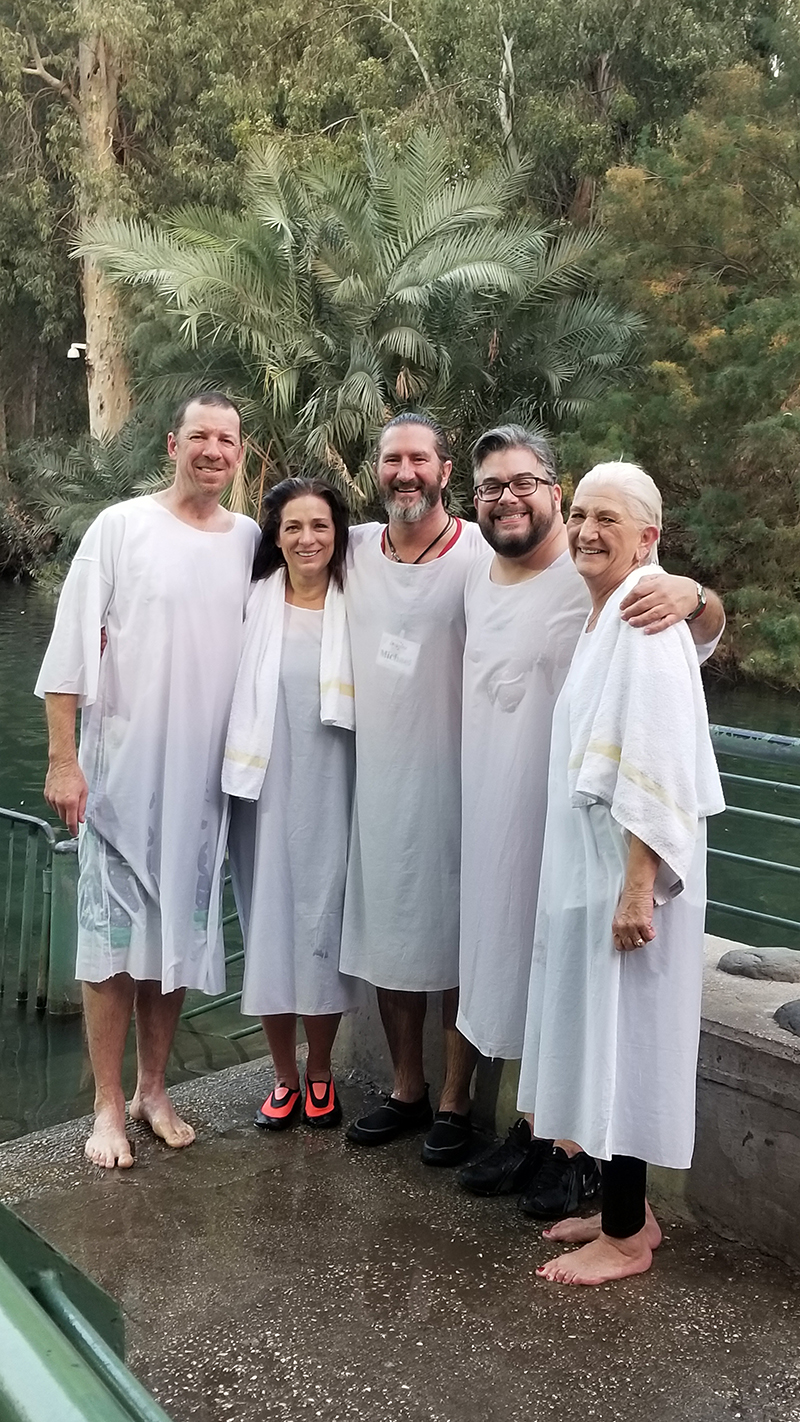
[
  {"xmin": 79, "ymin": 127, "xmax": 642, "ymax": 504},
  {"xmin": 16, "ymin": 419, "xmax": 165, "ymax": 555}
]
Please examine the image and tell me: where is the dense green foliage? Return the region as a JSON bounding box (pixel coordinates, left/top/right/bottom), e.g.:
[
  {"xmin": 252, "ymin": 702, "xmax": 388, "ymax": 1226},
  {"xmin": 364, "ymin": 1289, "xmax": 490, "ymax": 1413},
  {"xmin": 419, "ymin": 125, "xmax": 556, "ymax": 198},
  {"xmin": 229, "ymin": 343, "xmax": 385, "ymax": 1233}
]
[
  {"xmin": 562, "ymin": 63, "xmax": 800, "ymax": 684},
  {"xmin": 1, "ymin": 0, "xmax": 799, "ymax": 685}
]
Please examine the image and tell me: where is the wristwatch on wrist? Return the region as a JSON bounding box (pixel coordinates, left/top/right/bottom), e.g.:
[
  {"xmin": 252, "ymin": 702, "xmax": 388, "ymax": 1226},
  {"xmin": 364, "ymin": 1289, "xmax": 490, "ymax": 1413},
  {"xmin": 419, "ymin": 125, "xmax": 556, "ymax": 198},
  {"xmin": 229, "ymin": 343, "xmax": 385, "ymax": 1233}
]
[{"xmin": 685, "ymin": 582, "xmax": 707, "ymax": 623}]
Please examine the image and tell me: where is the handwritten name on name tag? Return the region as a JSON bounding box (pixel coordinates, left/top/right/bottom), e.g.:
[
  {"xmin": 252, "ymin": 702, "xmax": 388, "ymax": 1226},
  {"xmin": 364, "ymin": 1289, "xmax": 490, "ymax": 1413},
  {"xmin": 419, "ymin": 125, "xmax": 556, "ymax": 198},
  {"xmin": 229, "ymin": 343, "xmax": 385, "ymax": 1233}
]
[{"xmin": 377, "ymin": 632, "xmax": 421, "ymax": 676}]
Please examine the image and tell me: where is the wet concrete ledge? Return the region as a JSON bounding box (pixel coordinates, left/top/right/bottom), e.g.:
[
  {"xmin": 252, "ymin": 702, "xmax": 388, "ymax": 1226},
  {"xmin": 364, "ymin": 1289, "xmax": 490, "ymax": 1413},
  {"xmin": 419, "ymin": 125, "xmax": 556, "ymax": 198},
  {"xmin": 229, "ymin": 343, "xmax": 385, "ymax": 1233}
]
[{"xmin": 1, "ymin": 1062, "xmax": 800, "ymax": 1422}]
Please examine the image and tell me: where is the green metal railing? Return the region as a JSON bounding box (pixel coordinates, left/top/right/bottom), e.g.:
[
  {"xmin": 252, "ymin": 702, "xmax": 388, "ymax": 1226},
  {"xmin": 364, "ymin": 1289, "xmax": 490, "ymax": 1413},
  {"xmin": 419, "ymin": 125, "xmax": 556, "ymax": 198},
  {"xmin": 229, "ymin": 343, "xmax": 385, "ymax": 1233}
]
[
  {"xmin": 0, "ymin": 1201, "xmax": 173, "ymax": 1422},
  {"xmin": 0, "ymin": 808, "xmax": 81, "ymax": 1015},
  {"xmin": 707, "ymin": 725, "xmax": 800, "ymax": 945},
  {"xmin": 0, "ymin": 805, "xmax": 257, "ymax": 1034},
  {"xmin": 0, "ymin": 809, "xmax": 54, "ymax": 1008},
  {"xmin": 3, "ymin": 719, "xmax": 800, "ymax": 1027}
]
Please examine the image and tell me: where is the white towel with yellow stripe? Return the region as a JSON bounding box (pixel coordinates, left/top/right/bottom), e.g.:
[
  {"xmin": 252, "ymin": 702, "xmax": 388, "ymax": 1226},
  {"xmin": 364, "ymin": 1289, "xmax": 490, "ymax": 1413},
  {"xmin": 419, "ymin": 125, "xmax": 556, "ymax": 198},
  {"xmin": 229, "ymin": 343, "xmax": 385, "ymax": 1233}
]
[
  {"xmin": 567, "ymin": 565, "xmax": 724, "ymax": 895},
  {"xmin": 223, "ymin": 568, "xmax": 354, "ymax": 800}
]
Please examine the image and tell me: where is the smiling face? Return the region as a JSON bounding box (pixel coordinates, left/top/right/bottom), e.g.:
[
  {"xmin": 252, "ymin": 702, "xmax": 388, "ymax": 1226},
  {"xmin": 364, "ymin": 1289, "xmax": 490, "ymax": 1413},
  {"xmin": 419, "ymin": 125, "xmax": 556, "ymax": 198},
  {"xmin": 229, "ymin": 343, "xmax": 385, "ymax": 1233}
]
[
  {"xmin": 376, "ymin": 424, "xmax": 452, "ymax": 523},
  {"xmin": 566, "ymin": 483, "xmax": 658, "ymax": 597},
  {"xmin": 276, "ymin": 495, "xmax": 336, "ymax": 585},
  {"xmin": 167, "ymin": 400, "xmax": 242, "ymax": 500},
  {"xmin": 473, "ymin": 447, "xmax": 561, "ymax": 557}
]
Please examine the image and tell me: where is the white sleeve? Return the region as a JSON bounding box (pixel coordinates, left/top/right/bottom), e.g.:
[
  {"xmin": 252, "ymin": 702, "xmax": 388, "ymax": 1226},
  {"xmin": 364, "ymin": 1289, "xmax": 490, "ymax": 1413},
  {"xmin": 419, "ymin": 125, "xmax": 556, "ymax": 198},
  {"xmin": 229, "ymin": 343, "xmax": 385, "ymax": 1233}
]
[
  {"xmin": 347, "ymin": 521, "xmax": 380, "ymax": 548},
  {"xmin": 692, "ymin": 618, "xmax": 725, "ymax": 667},
  {"xmin": 33, "ymin": 509, "xmax": 121, "ymax": 707}
]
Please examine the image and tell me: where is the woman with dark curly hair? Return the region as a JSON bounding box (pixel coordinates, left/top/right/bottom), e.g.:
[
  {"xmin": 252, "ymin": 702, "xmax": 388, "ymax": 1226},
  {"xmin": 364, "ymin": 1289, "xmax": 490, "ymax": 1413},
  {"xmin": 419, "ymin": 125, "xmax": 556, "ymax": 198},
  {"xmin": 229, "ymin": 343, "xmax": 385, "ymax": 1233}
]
[{"xmin": 223, "ymin": 477, "xmax": 363, "ymax": 1131}]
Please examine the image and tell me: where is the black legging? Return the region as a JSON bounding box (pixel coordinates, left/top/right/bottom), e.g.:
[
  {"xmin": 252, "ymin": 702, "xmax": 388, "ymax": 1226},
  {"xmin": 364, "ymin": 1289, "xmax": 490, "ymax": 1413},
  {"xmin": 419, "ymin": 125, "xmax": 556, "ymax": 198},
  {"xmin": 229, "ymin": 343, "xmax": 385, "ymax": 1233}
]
[{"xmin": 601, "ymin": 1155, "xmax": 647, "ymax": 1238}]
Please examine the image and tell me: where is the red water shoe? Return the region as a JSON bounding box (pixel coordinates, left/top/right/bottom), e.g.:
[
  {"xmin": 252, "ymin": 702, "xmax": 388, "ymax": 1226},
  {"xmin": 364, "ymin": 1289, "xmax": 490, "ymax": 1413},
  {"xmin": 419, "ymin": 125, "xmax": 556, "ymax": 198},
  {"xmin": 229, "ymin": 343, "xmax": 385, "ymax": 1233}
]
[
  {"xmin": 303, "ymin": 1074, "xmax": 342, "ymax": 1128},
  {"xmin": 254, "ymin": 1083, "xmax": 302, "ymax": 1131}
]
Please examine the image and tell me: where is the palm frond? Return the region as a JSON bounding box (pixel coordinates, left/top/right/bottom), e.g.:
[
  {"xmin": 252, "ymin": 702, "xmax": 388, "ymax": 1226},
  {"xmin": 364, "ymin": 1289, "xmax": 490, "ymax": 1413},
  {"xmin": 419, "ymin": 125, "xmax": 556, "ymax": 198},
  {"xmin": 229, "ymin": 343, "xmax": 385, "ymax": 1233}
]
[{"xmin": 70, "ymin": 123, "xmax": 643, "ymax": 495}]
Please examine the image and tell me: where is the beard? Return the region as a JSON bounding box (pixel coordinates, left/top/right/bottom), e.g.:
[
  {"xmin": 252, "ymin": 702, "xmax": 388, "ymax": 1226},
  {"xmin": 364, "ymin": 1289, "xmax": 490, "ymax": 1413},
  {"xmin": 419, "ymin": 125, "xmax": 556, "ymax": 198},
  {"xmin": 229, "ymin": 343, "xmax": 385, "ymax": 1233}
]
[
  {"xmin": 478, "ymin": 503, "xmax": 557, "ymax": 557},
  {"xmin": 382, "ymin": 480, "xmax": 444, "ymax": 523}
]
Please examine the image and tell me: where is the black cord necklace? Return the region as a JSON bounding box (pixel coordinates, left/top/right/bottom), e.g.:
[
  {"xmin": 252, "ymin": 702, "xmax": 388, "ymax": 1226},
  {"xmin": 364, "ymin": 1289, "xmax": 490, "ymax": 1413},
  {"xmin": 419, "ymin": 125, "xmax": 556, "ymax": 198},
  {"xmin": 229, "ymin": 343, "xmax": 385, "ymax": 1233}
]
[{"xmin": 385, "ymin": 515, "xmax": 454, "ymax": 565}]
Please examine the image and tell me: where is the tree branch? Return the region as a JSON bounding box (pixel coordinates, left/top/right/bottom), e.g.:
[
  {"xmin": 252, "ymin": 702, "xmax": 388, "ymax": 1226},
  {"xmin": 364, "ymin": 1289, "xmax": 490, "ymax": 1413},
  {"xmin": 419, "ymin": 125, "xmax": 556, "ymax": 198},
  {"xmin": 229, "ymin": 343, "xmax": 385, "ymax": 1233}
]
[
  {"xmin": 22, "ymin": 23, "xmax": 79, "ymax": 112},
  {"xmin": 734, "ymin": 145, "xmax": 800, "ymax": 203},
  {"xmin": 374, "ymin": 7, "xmax": 441, "ymax": 111},
  {"xmin": 497, "ymin": 9, "xmax": 519, "ymax": 166}
]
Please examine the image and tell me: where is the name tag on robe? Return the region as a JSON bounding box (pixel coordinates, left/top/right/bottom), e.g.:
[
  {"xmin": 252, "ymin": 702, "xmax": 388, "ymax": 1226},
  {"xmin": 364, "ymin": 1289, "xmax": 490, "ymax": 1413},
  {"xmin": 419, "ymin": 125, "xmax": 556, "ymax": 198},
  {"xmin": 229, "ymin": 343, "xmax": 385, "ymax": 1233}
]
[{"xmin": 377, "ymin": 632, "xmax": 421, "ymax": 676}]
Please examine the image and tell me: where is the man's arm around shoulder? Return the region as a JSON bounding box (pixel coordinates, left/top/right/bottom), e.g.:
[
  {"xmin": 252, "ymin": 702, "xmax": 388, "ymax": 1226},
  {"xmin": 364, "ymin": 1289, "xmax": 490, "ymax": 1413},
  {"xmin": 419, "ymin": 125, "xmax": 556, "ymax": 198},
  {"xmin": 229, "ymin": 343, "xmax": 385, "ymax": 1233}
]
[{"xmin": 620, "ymin": 574, "xmax": 725, "ymax": 647}]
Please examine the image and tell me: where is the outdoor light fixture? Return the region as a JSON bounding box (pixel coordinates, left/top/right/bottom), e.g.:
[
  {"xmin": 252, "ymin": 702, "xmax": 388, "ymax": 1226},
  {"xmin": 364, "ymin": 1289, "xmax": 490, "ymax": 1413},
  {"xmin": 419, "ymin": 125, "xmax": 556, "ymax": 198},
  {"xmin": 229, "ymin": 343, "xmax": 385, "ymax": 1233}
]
[{"xmin": 67, "ymin": 342, "xmax": 88, "ymax": 359}]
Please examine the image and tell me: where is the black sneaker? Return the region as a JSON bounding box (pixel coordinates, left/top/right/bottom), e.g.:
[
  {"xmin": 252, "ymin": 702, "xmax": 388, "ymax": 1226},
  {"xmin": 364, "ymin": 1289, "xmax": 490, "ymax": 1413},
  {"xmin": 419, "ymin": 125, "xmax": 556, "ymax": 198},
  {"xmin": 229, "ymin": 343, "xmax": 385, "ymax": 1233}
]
[
  {"xmin": 457, "ymin": 1119, "xmax": 554, "ymax": 1196},
  {"xmin": 421, "ymin": 1111, "xmax": 473, "ymax": 1167},
  {"xmin": 518, "ymin": 1147, "xmax": 602, "ymax": 1220},
  {"xmin": 346, "ymin": 1088, "xmax": 433, "ymax": 1146}
]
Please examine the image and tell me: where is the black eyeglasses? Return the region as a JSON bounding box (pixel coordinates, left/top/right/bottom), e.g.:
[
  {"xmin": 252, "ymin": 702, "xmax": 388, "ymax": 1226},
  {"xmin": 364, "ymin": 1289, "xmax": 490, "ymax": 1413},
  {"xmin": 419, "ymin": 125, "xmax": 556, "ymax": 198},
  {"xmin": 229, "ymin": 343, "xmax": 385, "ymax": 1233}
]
[{"xmin": 474, "ymin": 474, "xmax": 555, "ymax": 502}]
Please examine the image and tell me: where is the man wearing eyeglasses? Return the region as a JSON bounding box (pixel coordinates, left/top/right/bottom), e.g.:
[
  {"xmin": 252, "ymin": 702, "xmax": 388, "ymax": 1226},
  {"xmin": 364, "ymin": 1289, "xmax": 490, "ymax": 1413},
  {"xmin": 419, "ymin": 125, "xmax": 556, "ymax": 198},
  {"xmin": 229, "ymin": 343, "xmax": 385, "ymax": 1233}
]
[{"xmin": 454, "ymin": 425, "xmax": 725, "ymax": 1214}]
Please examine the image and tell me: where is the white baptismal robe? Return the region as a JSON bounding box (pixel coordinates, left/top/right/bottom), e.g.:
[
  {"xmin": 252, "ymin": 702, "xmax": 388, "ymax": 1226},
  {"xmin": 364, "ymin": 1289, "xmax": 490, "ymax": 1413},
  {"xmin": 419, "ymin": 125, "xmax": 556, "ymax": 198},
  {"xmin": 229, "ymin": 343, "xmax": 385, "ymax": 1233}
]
[
  {"xmin": 456, "ymin": 552, "xmax": 590, "ymax": 1059},
  {"xmin": 517, "ymin": 570, "xmax": 725, "ymax": 1168},
  {"xmin": 34, "ymin": 496, "xmax": 259, "ymax": 993},
  {"xmin": 340, "ymin": 520, "xmax": 489, "ymax": 991},
  {"xmin": 229, "ymin": 602, "xmax": 362, "ymax": 1017}
]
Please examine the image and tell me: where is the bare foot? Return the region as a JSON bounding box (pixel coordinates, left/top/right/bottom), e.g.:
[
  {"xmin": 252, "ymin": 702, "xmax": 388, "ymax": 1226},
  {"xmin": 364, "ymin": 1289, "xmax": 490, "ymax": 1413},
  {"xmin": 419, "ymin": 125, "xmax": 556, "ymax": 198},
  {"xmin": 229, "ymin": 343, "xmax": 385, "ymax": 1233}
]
[
  {"xmin": 542, "ymin": 1213, "xmax": 602, "ymax": 1245},
  {"xmin": 85, "ymin": 1098, "xmax": 134, "ymax": 1169},
  {"xmin": 536, "ymin": 1227, "xmax": 653, "ymax": 1286},
  {"xmin": 544, "ymin": 1201, "xmax": 662, "ymax": 1250},
  {"xmin": 130, "ymin": 1089, "xmax": 195, "ymax": 1149}
]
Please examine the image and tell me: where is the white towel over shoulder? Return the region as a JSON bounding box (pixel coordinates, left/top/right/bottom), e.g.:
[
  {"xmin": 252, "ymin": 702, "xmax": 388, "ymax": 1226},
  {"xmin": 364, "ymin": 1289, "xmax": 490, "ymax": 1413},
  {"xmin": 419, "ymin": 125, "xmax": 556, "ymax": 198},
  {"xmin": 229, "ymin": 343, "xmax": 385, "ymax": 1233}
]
[
  {"xmin": 223, "ymin": 569, "xmax": 354, "ymax": 800},
  {"xmin": 567, "ymin": 566, "xmax": 724, "ymax": 895}
]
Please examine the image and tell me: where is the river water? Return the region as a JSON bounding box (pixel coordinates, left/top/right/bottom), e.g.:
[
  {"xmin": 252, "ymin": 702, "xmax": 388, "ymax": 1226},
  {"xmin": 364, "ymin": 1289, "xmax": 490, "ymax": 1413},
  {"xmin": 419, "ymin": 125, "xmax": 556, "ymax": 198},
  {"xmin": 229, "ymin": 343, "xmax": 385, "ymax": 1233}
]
[{"xmin": 1, "ymin": 580, "xmax": 799, "ymax": 1143}]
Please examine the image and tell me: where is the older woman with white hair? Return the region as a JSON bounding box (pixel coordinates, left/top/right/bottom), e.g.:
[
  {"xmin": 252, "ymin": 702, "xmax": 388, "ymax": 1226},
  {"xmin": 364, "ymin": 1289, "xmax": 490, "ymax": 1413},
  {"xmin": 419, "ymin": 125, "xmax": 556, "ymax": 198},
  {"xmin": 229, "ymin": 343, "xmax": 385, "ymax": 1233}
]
[{"xmin": 517, "ymin": 461, "xmax": 725, "ymax": 1286}]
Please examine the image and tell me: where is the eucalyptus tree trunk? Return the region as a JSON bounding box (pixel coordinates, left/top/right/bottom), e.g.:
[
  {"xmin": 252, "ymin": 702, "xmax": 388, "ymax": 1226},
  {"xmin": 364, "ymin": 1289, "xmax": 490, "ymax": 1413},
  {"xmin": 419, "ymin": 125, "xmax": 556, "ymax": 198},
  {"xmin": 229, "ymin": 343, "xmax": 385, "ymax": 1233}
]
[
  {"xmin": 21, "ymin": 8, "xmax": 132, "ymax": 436},
  {"xmin": 568, "ymin": 52, "xmax": 614, "ymax": 226},
  {"xmin": 77, "ymin": 28, "xmax": 131, "ymax": 438},
  {"xmin": 497, "ymin": 16, "xmax": 520, "ymax": 167}
]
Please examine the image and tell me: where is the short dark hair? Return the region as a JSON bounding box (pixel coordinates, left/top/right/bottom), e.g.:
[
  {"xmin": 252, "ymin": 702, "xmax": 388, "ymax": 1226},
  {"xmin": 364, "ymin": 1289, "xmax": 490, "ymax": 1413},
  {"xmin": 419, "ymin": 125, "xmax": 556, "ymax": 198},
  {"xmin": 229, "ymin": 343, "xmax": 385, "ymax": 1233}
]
[
  {"xmin": 376, "ymin": 412, "xmax": 452, "ymax": 466},
  {"xmin": 472, "ymin": 425, "xmax": 557, "ymax": 483},
  {"xmin": 171, "ymin": 391, "xmax": 242, "ymax": 438},
  {"xmin": 252, "ymin": 478, "xmax": 350, "ymax": 590}
]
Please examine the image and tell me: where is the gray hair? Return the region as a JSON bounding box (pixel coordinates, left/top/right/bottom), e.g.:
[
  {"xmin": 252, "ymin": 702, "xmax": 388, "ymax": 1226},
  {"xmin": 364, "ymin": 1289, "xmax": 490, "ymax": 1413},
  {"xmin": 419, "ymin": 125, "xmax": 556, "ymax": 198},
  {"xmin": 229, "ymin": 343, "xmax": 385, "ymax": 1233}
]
[
  {"xmin": 574, "ymin": 461, "xmax": 662, "ymax": 566},
  {"xmin": 377, "ymin": 412, "xmax": 451, "ymax": 465},
  {"xmin": 471, "ymin": 425, "xmax": 557, "ymax": 483}
]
